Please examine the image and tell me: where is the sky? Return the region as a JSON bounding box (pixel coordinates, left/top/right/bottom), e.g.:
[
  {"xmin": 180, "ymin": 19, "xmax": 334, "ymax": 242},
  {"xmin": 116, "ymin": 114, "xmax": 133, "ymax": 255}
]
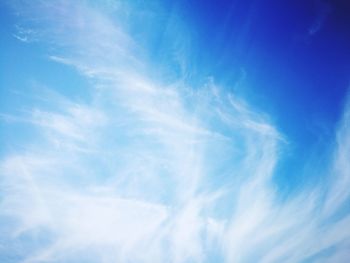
[{"xmin": 0, "ymin": 0, "xmax": 350, "ymax": 262}]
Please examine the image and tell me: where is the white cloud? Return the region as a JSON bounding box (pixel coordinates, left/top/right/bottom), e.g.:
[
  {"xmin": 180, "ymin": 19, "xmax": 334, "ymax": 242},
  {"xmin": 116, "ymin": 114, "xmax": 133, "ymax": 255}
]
[{"xmin": 1, "ymin": 1, "xmax": 350, "ymax": 262}]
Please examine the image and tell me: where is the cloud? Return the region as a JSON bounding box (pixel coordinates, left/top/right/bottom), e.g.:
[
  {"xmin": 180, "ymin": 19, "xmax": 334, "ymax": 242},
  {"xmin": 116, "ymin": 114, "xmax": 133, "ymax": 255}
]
[
  {"xmin": 1, "ymin": 1, "xmax": 350, "ymax": 262},
  {"xmin": 323, "ymin": 93, "xmax": 350, "ymax": 216},
  {"xmin": 308, "ymin": 0, "xmax": 331, "ymax": 36},
  {"xmin": 13, "ymin": 25, "xmax": 39, "ymax": 43}
]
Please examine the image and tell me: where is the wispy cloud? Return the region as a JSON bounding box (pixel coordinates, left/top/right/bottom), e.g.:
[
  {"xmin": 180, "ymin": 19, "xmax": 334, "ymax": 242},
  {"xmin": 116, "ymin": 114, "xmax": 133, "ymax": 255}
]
[
  {"xmin": 1, "ymin": 1, "xmax": 350, "ymax": 262},
  {"xmin": 308, "ymin": 0, "xmax": 331, "ymax": 36},
  {"xmin": 13, "ymin": 25, "xmax": 39, "ymax": 43}
]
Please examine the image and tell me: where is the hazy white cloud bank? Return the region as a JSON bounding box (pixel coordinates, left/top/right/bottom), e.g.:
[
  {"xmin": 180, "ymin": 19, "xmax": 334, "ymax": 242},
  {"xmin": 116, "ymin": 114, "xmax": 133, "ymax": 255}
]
[{"xmin": 1, "ymin": 1, "xmax": 350, "ymax": 262}]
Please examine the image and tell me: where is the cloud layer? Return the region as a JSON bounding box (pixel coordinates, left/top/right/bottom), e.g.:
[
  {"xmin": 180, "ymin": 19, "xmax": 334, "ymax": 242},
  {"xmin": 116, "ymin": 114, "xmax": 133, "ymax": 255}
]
[{"xmin": 1, "ymin": 1, "xmax": 350, "ymax": 262}]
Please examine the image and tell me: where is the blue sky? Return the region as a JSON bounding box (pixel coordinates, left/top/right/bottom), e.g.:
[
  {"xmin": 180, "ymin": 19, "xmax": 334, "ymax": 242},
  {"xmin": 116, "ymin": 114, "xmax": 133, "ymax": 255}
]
[{"xmin": 0, "ymin": 0, "xmax": 350, "ymax": 262}]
